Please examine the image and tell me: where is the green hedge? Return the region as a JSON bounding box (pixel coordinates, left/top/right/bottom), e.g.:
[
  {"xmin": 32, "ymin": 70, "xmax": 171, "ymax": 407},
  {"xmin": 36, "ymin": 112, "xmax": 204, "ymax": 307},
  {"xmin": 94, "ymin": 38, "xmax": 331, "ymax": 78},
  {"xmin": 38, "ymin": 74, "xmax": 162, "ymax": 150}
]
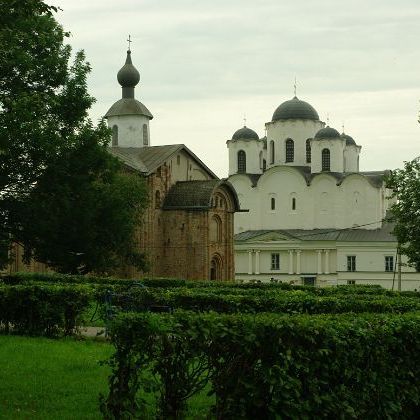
[
  {"xmin": 6, "ymin": 273, "xmax": 418, "ymax": 297},
  {"xmin": 101, "ymin": 311, "xmax": 420, "ymax": 419},
  {"xmin": 97, "ymin": 287, "xmax": 420, "ymax": 315},
  {"xmin": 0, "ymin": 285, "xmax": 91, "ymax": 336}
]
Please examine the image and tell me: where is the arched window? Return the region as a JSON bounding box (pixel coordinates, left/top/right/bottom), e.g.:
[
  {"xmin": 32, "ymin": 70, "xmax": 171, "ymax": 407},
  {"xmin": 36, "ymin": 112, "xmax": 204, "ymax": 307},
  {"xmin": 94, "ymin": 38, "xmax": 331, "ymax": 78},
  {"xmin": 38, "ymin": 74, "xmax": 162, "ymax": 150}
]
[
  {"xmin": 210, "ymin": 215, "xmax": 222, "ymax": 243},
  {"xmin": 237, "ymin": 150, "xmax": 246, "ymax": 173},
  {"xmin": 143, "ymin": 124, "xmax": 148, "ymax": 146},
  {"xmin": 270, "ymin": 140, "xmax": 275, "ymax": 164},
  {"xmin": 285, "ymin": 139, "xmax": 294, "ymax": 162},
  {"xmin": 263, "ymin": 159, "xmax": 266, "ymax": 171},
  {"xmin": 306, "ymin": 139, "xmax": 311, "ymax": 163},
  {"xmin": 292, "ymin": 197, "xmax": 296, "ymax": 210},
  {"xmin": 271, "ymin": 197, "xmax": 276, "ymax": 210},
  {"xmin": 155, "ymin": 190, "xmax": 161, "ymax": 208},
  {"xmin": 322, "ymin": 149, "xmax": 330, "ymax": 171},
  {"xmin": 112, "ymin": 125, "xmax": 118, "ymax": 146}
]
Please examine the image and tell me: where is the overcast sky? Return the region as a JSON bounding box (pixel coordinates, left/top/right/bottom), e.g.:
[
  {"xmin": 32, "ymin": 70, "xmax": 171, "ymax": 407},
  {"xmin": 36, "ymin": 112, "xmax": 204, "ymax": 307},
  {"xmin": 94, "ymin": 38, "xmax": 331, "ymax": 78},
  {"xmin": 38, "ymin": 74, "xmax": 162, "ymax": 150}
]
[{"xmin": 48, "ymin": 0, "xmax": 420, "ymax": 177}]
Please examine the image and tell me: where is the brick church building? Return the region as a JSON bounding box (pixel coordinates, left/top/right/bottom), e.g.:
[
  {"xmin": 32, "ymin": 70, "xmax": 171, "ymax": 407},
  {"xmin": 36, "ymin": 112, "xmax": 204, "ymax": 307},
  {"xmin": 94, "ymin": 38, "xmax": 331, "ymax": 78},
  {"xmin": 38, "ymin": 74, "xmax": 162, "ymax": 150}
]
[{"xmin": 7, "ymin": 49, "xmax": 240, "ymax": 281}]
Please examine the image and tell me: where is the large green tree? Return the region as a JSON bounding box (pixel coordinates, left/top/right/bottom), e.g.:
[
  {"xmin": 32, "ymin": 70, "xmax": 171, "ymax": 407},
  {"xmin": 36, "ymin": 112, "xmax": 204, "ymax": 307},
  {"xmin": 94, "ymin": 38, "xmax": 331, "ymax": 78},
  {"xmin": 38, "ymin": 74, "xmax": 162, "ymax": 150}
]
[
  {"xmin": 0, "ymin": 0, "xmax": 148, "ymax": 273},
  {"xmin": 386, "ymin": 159, "xmax": 420, "ymax": 271}
]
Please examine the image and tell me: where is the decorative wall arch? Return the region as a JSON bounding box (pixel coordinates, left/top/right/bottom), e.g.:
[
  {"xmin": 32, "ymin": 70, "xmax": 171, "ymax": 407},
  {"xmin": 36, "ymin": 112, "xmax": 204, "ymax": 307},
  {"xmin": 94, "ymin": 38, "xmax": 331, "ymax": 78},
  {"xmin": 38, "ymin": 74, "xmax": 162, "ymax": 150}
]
[
  {"xmin": 210, "ymin": 214, "xmax": 223, "ymax": 243},
  {"xmin": 210, "ymin": 253, "xmax": 223, "ymax": 281},
  {"xmin": 143, "ymin": 124, "xmax": 148, "ymax": 145},
  {"xmin": 112, "ymin": 125, "xmax": 118, "ymax": 146}
]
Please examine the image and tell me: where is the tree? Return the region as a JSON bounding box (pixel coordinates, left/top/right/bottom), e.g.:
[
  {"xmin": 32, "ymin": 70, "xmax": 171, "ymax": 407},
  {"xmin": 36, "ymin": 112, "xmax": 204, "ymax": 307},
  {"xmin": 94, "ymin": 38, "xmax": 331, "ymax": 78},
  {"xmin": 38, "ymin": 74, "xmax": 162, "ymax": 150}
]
[
  {"xmin": 0, "ymin": 0, "xmax": 149, "ymax": 273},
  {"xmin": 386, "ymin": 158, "xmax": 420, "ymax": 271}
]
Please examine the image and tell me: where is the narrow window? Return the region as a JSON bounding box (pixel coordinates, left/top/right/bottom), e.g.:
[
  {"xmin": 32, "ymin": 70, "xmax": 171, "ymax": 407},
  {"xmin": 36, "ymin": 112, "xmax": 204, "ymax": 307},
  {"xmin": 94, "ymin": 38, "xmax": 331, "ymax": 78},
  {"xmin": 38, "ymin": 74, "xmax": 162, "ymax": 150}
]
[
  {"xmin": 177, "ymin": 155, "xmax": 181, "ymax": 165},
  {"xmin": 237, "ymin": 150, "xmax": 246, "ymax": 173},
  {"xmin": 271, "ymin": 253, "xmax": 280, "ymax": 270},
  {"xmin": 112, "ymin": 125, "xmax": 118, "ymax": 146},
  {"xmin": 322, "ymin": 148, "xmax": 330, "ymax": 171},
  {"xmin": 155, "ymin": 190, "xmax": 161, "ymax": 208},
  {"xmin": 292, "ymin": 197, "xmax": 296, "ymax": 210},
  {"xmin": 263, "ymin": 159, "xmax": 267, "ymax": 171},
  {"xmin": 306, "ymin": 139, "xmax": 311, "ymax": 163},
  {"xmin": 347, "ymin": 255, "xmax": 356, "ymax": 272},
  {"xmin": 285, "ymin": 139, "xmax": 294, "ymax": 163},
  {"xmin": 270, "ymin": 140, "xmax": 275, "ymax": 164},
  {"xmin": 385, "ymin": 256, "xmax": 394, "ymax": 272},
  {"xmin": 271, "ymin": 197, "xmax": 275, "ymax": 210},
  {"xmin": 347, "ymin": 280, "xmax": 356, "ymax": 285},
  {"xmin": 143, "ymin": 124, "xmax": 148, "ymax": 145}
]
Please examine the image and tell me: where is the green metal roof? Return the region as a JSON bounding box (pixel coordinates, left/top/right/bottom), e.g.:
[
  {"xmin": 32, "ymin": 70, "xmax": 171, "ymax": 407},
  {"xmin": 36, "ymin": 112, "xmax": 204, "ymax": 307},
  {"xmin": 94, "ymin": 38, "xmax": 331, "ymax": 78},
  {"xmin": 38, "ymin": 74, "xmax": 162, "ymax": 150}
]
[
  {"xmin": 163, "ymin": 179, "xmax": 241, "ymax": 211},
  {"xmin": 272, "ymin": 96, "xmax": 319, "ymax": 122},
  {"xmin": 235, "ymin": 223, "xmax": 396, "ymax": 243}
]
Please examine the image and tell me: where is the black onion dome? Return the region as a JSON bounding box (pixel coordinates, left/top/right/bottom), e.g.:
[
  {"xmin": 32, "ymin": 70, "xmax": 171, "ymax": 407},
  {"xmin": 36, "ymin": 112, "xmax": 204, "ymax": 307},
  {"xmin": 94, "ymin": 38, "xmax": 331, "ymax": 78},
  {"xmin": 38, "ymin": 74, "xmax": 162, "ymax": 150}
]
[
  {"xmin": 117, "ymin": 51, "xmax": 140, "ymax": 87},
  {"xmin": 272, "ymin": 96, "xmax": 319, "ymax": 121},
  {"xmin": 314, "ymin": 126, "xmax": 341, "ymax": 140},
  {"xmin": 341, "ymin": 133, "xmax": 356, "ymax": 146},
  {"xmin": 232, "ymin": 126, "xmax": 259, "ymax": 141}
]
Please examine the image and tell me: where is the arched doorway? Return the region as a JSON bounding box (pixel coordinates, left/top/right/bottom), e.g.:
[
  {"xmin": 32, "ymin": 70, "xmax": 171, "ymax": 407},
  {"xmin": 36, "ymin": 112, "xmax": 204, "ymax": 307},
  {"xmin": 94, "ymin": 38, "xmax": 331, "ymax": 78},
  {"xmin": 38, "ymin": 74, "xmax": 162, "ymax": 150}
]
[{"xmin": 210, "ymin": 254, "xmax": 223, "ymax": 281}]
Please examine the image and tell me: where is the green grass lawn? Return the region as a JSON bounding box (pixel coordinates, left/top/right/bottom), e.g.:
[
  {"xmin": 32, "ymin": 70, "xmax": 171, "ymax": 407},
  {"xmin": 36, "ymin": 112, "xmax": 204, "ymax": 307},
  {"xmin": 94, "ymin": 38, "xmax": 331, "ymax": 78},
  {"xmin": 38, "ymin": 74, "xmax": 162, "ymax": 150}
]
[
  {"xmin": 0, "ymin": 336, "xmax": 112, "ymax": 419},
  {"xmin": 0, "ymin": 335, "xmax": 214, "ymax": 419}
]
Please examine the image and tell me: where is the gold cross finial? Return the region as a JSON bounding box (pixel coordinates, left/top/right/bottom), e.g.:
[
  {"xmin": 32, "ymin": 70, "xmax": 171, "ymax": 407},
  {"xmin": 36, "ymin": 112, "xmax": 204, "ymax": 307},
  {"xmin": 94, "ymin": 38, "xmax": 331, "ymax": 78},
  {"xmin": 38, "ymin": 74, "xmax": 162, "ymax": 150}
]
[
  {"xmin": 294, "ymin": 76, "xmax": 297, "ymax": 97},
  {"xmin": 342, "ymin": 121, "xmax": 345, "ymax": 133},
  {"xmin": 327, "ymin": 113, "xmax": 330, "ymax": 126},
  {"xmin": 243, "ymin": 114, "xmax": 247, "ymax": 127},
  {"xmin": 127, "ymin": 35, "xmax": 132, "ymax": 51}
]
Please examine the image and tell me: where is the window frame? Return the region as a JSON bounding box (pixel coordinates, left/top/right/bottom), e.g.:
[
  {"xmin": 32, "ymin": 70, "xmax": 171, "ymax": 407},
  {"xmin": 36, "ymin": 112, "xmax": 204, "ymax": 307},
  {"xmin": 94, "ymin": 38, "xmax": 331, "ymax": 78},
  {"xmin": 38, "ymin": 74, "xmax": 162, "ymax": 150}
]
[
  {"xmin": 347, "ymin": 255, "xmax": 356, "ymax": 272},
  {"xmin": 285, "ymin": 139, "xmax": 294, "ymax": 163},
  {"xmin": 322, "ymin": 148, "xmax": 330, "ymax": 171},
  {"xmin": 385, "ymin": 256, "xmax": 394, "ymax": 272},
  {"xmin": 237, "ymin": 150, "xmax": 246, "ymax": 173},
  {"xmin": 306, "ymin": 139, "xmax": 311, "ymax": 163},
  {"xmin": 271, "ymin": 253, "xmax": 280, "ymax": 270}
]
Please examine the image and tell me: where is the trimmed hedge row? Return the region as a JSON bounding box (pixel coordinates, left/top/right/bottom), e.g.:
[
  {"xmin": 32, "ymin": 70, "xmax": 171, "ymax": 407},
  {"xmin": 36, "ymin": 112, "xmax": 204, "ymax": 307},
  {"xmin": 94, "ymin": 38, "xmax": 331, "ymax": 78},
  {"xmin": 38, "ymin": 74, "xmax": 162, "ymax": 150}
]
[
  {"xmin": 0, "ymin": 285, "xmax": 91, "ymax": 336},
  {"xmin": 102, "ymin": 311, "xmax": 420, "ymax": 419},
  {"xmin": 98, "ymin": 287, "xmax": 420, "ymax": 314},
  {"xmin": 5, "ymin": 273, "xmax": 418, "ymax": 297}
]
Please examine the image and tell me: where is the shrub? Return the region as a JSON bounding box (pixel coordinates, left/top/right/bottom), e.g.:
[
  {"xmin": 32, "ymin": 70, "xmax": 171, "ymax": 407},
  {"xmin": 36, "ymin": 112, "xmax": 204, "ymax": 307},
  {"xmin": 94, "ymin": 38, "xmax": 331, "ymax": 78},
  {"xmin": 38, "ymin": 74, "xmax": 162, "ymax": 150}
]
[
  {"xmin": 102, "ymin": 311, "xmax": 420, "ymax": 419},
  {"xmin": 0, "ymin": 285, "xmax": 91, "ymax": 336}
]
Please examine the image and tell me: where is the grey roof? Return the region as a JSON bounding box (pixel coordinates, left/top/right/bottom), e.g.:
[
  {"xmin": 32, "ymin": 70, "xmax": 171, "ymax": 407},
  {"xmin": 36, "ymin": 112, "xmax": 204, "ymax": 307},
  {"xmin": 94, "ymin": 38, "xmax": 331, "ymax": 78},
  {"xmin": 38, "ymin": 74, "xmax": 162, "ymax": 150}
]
[
  {"xmin": 235, "ymin": 223, "xmax": 396, "ymax": 243},
  {"xmin": 108, "ymin": 144, "xmax": 218, "ymax": 178},
  {"xmin": 230, "ymin": 166, "xmax": 385, "ymax": 188},
  {"xmin": 314, "ymin": 126, "xmax": 341, "ymax": 140},
  {"xmin": 117, "ymin": 51, "xmax": 140, "ymax": 88},
  {"xmin": 163, "ymin": 179, "xmax": 240, "ymax": 211},
  {"xmin": 232, "ymin": 126, "xmax": 259, "ymax": 141},
  {"xmin": 341, "ymin": 133, "xmax": 356, "ymax": 146},
  {"xmin": 272, "ymin": 96, "xmax": 319, "ymax": 122},
  {"xmin": 105, "ymin": 98, "xmax": 153, "ymax": 119}
]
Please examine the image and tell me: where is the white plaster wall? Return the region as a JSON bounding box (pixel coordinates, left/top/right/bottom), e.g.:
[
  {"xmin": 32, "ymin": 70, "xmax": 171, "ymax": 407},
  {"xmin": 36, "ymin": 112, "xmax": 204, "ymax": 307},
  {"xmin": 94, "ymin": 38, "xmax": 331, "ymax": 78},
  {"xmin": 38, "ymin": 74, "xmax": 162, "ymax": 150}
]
[
  {"xmin": 265, "ymin": 119, "xmax": 324, "ymax": 168},
  {"xmin": 228, "ymin": 166, "xmax": 385, "ymax": 232},
  {"xmin": 311, "ymin": 138, "xmax": 345, "ymax": 173},
  {"xmin": 228, "ymin": 175, "xmax": 257, "ymax": 232},
  {"xmin": 227, "ymin": 139, "xmax": 264, "ymax": 175},
  {"xmin": 107, "ymin": 114, "xmax": 150, "ymax": 148},
  {"xmin": 344, "ymin": 145, "xmax": 360, "ymax": 172},
  {"xmin": 168, "ymin": 150, "xmax": 212, "ymax": 184}
]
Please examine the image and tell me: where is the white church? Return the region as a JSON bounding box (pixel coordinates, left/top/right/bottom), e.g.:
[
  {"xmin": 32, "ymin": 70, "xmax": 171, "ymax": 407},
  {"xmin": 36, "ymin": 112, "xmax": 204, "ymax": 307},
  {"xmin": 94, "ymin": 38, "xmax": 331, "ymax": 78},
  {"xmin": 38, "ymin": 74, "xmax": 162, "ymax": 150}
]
[{"xmin": 227, "ymin": 97, "xmax": 419, "ymax": 289}]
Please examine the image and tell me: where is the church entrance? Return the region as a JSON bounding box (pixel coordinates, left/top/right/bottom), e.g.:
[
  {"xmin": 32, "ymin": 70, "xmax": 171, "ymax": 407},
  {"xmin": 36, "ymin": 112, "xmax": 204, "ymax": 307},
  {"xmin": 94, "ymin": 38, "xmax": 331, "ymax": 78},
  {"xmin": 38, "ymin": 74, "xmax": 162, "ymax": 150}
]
[{"xmin": 210, "ymin": 255, "xmax": 223, "ymax": 280}]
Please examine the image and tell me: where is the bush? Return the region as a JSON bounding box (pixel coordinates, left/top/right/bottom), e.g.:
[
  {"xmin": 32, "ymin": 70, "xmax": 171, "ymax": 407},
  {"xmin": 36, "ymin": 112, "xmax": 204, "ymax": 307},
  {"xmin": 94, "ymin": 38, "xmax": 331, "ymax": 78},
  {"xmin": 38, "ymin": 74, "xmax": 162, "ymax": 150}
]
[
  {"xmin": 102, "ymin": 311, "xmax": 420, "ymax": 419},
  {"xmin": 0, "ymin": 285, "xmax": 91, "ymax": 336}
]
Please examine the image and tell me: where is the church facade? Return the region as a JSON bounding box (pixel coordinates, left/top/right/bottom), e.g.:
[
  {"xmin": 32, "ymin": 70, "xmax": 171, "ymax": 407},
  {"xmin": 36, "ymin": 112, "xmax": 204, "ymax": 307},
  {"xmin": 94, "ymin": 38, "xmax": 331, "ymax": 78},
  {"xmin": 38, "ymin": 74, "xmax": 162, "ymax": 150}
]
[
  {"xmin": 105, "ymin": 50, "xmax": 239, "ymax": 281},
  {"xmin": 227, "ymin": 97, "xmax": 419, "ymax": 290},
  {"xmin": 7, "ymin": 50, "xmax": 240, "ymax": 281}
]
